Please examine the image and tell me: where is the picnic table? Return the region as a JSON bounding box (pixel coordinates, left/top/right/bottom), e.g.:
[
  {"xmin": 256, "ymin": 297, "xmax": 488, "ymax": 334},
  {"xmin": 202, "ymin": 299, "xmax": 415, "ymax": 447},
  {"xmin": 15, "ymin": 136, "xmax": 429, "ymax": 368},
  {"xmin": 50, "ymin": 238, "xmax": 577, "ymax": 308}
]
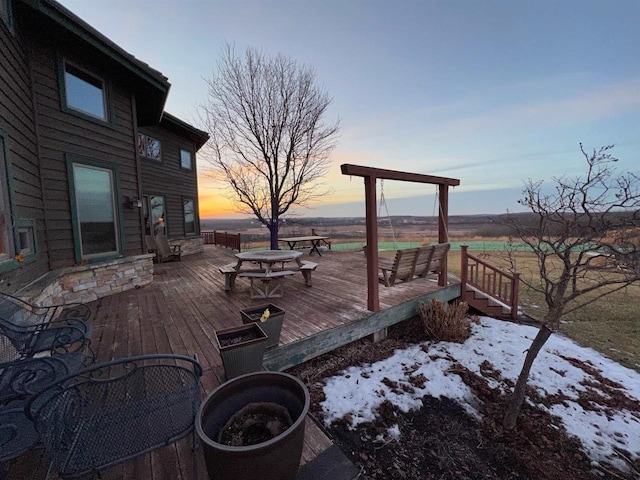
[
  {"xmin": 278, "ymin": 235, "xmax": 330, "ymax": 256},
  {"xmin": 218, "ymin": 250, "xmax": 317, "ymax": 298}
]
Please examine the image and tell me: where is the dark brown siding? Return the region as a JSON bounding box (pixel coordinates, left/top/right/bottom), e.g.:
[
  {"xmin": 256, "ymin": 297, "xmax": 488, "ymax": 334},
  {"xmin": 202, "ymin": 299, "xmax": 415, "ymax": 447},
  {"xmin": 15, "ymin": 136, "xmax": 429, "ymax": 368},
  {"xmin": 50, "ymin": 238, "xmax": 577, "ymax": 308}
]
[
  {"xmin": 0, "ymin": 12, "xmax": 49, "ymax": 292},
  {"xmin": 139, "ymin": 124, "xmax": 200, "ymax": 239},
  {"xmin": 27, "ymin": 32, "xmax": 144, "ymax": 268}
]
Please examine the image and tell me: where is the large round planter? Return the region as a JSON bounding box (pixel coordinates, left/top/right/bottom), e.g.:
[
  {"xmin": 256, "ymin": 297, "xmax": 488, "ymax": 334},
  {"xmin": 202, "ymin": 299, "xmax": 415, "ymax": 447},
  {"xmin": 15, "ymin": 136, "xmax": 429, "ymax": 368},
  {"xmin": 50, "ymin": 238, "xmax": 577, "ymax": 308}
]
[{"xmin": 196, "ymin": 371, "xmax": 310, "ymax": 480}]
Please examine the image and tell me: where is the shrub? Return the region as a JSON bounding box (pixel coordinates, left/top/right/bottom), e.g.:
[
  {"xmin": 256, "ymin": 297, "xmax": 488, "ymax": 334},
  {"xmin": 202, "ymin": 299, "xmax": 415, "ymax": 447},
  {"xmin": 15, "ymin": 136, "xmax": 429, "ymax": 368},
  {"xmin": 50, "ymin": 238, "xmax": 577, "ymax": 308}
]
[{"xmin": 418, "ymin": 299, "xmax": 473, "ymax": 343}]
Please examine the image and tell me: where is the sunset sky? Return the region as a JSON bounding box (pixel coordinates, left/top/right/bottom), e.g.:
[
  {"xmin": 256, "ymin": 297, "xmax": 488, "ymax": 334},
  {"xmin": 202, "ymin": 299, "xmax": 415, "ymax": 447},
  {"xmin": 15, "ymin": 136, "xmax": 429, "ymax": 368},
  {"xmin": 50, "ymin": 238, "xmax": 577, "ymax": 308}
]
[{"xmin": 59, "ymin": 0, "xmax": 640, "ymax": 218}]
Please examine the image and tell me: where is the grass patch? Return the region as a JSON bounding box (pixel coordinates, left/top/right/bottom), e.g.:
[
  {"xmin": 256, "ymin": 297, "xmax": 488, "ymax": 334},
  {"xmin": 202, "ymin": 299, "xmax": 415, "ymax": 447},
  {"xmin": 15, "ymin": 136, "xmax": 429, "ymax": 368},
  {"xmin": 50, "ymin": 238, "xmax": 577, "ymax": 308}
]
[{"xmin": 448, "ymin": 248, "xmax": 640, "ymax": 372}]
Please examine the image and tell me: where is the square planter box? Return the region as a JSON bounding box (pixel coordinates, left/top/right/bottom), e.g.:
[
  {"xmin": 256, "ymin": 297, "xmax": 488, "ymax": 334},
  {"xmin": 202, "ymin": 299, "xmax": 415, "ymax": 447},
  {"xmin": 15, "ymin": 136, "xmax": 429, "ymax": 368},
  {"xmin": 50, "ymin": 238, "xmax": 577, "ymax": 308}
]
[
  {"xmin": 215, "ymin": 323, "xmax": 268, "ymax": 380},
  {"xmin": 240, "ymin": 304, "xmax": 285, "ymax": 349}
]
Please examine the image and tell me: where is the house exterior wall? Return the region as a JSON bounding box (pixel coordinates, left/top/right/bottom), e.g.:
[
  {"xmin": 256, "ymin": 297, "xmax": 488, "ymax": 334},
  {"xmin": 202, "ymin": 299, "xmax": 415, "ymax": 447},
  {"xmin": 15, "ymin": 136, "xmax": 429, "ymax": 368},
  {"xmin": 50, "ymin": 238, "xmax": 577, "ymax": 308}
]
[
  {"xmin": 0, "ymin": 4, "xmax": 50, "ymax": 292},
  {"xmin": 26, "ymin": 30, "xmax": 143, "ymax": 268},
  {"xmin": 139, "ymin": 123, "xmax": 201, "ymax": 239},
  {"xmin": 0, "ymin": 0, "xmax": 206, "ymax": 295}
]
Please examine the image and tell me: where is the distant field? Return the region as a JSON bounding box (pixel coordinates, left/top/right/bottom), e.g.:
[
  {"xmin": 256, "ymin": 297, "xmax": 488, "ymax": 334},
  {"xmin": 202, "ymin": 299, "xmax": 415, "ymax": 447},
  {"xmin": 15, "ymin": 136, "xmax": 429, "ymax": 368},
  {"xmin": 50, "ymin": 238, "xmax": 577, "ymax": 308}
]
[{"xmin": 223, "ymin": 219, "xmax": 640, "ymax": 373}]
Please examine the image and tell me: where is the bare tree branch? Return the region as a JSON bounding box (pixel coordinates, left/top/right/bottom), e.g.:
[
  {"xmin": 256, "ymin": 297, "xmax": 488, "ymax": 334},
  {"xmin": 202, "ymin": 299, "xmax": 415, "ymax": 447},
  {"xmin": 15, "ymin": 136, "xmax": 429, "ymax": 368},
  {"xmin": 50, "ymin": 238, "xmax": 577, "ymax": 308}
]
[
  {"xmin": 501, "ymin": 144, "xmax": 640, "ymax": 430},
  {"xmin": 199, "ymin": 44, "xmax": 340, "ymax": 248}
]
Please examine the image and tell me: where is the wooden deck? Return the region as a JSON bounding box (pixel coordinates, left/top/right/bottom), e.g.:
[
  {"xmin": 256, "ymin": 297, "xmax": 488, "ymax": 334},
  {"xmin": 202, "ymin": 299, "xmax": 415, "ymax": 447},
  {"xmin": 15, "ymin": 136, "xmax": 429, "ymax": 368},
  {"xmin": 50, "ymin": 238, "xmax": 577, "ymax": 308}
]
[{"xmin": 5, "ymin": 245, "xmax": 460, "ymax": 480}]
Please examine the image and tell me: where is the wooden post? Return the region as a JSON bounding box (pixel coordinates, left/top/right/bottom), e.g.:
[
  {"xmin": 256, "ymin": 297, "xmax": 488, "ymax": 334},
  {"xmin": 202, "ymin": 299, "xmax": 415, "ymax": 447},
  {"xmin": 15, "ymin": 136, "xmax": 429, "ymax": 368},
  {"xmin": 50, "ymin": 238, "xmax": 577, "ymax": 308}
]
[
  {"xmin": 438, "ymin": 185, "xmax": 449, "ymax": 286},
  {"xmin": 364, "ymin": 175, "xmax": 380, "ymax": 312},
  {"xmin": 511, "ymin": 272, "xmax": 520, "ymax": 320},
  {"xmin": 460, "ymin": 245, "xmax": 468, "ymax": 302},
  {"xmin": 340, "ymin": 164, "xmax": 460, "ymax": 313}
]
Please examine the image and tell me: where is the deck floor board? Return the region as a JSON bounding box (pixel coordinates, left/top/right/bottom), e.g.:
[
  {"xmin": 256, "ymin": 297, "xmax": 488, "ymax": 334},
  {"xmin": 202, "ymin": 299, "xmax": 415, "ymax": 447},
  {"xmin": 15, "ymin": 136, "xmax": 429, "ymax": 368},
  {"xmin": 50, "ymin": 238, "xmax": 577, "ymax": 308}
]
[{"xmin": 5, "ymin": 245, "xmax": 456, "ymax": 480}]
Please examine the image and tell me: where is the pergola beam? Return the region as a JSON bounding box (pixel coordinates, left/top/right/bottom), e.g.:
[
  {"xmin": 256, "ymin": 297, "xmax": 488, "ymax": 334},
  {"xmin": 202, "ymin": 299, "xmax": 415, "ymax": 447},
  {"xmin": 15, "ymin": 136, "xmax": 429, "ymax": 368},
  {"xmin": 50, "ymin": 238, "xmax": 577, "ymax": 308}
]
[{"xmin": 340, "ymin": 164, "xmax": 460, "ymax": 312}]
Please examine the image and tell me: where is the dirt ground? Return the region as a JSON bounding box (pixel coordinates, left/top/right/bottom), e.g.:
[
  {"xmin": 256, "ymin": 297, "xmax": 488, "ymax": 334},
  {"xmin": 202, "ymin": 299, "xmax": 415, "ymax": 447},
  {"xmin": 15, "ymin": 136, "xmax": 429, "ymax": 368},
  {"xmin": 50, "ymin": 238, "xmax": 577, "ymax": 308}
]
[{"xmin": 288, "ymin": 316, "xmax": 639, "ymax": 480}]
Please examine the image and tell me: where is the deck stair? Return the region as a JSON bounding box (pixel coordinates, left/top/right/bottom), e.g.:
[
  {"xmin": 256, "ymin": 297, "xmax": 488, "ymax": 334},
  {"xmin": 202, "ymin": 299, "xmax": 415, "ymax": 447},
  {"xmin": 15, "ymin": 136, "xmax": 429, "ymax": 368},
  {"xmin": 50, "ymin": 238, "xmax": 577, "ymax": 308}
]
[
  {"xmin": 460, "ymin": 245, "xmax": 520, "ymax": 320},
  {"xmin": 464, "ymin": 284, "xmax": 513, "ymax": 318}
]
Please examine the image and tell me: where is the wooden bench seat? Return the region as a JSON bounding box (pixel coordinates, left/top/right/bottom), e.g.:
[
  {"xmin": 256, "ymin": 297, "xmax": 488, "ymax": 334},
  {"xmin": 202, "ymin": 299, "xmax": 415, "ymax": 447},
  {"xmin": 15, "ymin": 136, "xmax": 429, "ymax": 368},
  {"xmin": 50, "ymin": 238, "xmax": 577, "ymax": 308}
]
[
  {"xmin": 378, "ymin": 243, "xmax": 450, "ymax": 287},
  {"xmin": 238, "ymin": 270, "xmax": 295, "ymax": 298},
  {"xmin": 298, "ymin": 261, "xmax": 318, "ymax": 287}
]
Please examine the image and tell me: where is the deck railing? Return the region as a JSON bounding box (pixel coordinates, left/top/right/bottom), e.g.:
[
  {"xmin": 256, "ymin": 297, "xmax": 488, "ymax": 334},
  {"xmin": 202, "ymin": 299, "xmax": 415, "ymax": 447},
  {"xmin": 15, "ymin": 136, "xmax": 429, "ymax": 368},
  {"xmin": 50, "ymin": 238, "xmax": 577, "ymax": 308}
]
[
  {"xmin": 202, "ymin": 231, "xmax": 241, "ymax": 251},
  {"xmin": 460, "ymin": 245, "xmax": 519, "ymax": 320}
]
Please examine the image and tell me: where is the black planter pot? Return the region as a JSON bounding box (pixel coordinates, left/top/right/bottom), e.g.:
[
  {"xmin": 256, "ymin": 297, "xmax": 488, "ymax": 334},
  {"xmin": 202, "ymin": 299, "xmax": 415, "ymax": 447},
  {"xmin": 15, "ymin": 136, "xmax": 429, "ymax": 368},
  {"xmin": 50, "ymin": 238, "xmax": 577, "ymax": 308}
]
[
  {"xmin": 240, "ymin": 304, "xmax": 285, "ymax": 349},
  {"xmin": 196, "ymin": 371, "xmax": 310, "ymax": 480},
  {"xmin": 215, "ymin": 323, "xmax": 268, "ymax": 380}
]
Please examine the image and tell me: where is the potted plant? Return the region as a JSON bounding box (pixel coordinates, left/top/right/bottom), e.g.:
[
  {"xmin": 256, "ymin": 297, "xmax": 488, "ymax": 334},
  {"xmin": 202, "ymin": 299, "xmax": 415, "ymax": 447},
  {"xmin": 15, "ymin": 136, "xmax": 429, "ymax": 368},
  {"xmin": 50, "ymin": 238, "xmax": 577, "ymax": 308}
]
[
  {"xmin": 196, "ymin": 371, "xmax": 310, "ymax": 480},
  {"xmin": 240, "ymin": 304, "xmax": 285, "ymax": 349},
  {"xmin": 215, "ymin": 323, "xmax": 268, "ymax": 380}
]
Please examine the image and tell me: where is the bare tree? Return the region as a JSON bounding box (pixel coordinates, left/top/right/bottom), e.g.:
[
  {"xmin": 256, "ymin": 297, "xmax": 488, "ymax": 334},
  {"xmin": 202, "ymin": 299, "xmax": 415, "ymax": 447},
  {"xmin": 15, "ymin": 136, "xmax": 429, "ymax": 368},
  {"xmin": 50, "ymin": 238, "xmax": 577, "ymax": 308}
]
[
  {"xmin": 200, "ymin": 44, "xmax": 339, "ymax": 248},
  {"xmin": 501, "ymin": 144, "xmax": 640, "ymax": 430}
]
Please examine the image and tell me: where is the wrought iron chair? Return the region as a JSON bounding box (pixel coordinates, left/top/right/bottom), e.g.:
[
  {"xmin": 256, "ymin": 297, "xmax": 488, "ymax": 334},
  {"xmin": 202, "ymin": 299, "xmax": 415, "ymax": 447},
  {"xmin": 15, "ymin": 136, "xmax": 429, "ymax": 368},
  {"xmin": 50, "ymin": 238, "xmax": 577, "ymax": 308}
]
[
  {"xmin": 0, "ymin": 354, "xmax": 91, "ymax": 466},
  {"xmin": 27, "ymin": 354, "xmax": 202, "ymax": 479},
  {"xmin": 0, "ymin": 318, "xmax": 91, "ymax": 363},
  {"xmin": 0, "ymin": 354, "xmax": 90, "ymax": 405},
  {"xmin": 0, "ymin": 291, "xmax": 92, "ymax": 329}
]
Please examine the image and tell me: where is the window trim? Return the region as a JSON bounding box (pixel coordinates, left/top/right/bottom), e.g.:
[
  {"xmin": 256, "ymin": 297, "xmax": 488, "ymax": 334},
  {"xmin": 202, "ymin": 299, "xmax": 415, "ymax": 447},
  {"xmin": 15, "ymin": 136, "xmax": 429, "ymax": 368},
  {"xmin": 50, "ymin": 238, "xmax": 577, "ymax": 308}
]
[
  {"xmin": 180, "ymin": 149, "xmax": 193, "ymax": 170},
  {"xmin": 59, "ymin": 58, "xmax": 111, "ymax": 124},
  {"xmin": 143, "ymin": 193, "xmax": 168, "ymax": 237},
  {"xmin": 0, "ymin": 129, "xmax": 15, "ymax": 266},
  {"xmin": 183, "ymin": 197, "xmax": 196, "ymax": 236},
  {"xmin": 67, "ymin": 155, "xmax": 125, "ymax": 263}
]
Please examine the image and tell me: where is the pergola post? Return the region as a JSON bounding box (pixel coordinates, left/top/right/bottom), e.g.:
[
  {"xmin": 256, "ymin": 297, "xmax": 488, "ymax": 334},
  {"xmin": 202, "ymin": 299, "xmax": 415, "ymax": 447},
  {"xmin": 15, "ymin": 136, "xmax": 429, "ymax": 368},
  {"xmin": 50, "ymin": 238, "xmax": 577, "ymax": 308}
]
[{"xmin": 341, "ymin": 164, "xmax": 460, "ymax": 312}]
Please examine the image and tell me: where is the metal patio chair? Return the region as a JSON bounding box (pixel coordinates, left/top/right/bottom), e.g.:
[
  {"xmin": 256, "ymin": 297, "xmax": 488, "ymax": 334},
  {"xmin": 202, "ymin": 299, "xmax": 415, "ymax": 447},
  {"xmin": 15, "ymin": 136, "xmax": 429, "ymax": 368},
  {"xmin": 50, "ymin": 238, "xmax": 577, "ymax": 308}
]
[
  {"xmin": 0, "ymin": 291, "xmax": 92, "ymax": 329},
  {"xmin": 1, "ymin": 353, "xmax": 91, "ymax": 406},
  {"xmin": 0, "ymin": 354, "xmax": 91, "ymax": 467},
  {"xmin": 27, "ymin": 354, "xmax": 202, "ymax": 479},
  {"xmin": 0, "ymin": 318, "xmax": 91, "ymax": 363}
]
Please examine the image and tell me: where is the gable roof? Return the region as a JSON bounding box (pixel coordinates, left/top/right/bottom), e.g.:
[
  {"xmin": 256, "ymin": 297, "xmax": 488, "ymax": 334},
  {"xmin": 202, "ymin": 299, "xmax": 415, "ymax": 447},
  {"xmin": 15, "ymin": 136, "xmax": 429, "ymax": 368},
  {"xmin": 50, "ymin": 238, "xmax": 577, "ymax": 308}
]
[
  {"xmin": 17, "ymin": 0, "xmax": 171, "ymax": 125},
  {"xmin": 161, "ymin": 112, "xmax": 210, "ymax": 151}
]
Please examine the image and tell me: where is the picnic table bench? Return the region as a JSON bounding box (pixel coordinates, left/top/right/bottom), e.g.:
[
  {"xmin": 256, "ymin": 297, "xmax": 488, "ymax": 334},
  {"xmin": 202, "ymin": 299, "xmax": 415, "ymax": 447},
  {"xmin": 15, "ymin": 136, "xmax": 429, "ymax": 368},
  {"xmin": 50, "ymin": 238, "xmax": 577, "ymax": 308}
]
[
  {"xmin": 219, "ymin": 260, "xmax": 318, "ymax": 292},
  {"xmin": 218, "ymin": 250, "xmax": 318, "ymax": 297}
]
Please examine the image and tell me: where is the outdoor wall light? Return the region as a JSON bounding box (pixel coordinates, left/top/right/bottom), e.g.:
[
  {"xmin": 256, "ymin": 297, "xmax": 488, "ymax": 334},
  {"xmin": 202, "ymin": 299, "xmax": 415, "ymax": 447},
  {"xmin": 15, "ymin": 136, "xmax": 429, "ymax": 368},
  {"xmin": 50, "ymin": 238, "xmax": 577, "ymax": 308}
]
[{"xmin": 128, "ymin": 196, "xmax": 142, "ymax": 208}]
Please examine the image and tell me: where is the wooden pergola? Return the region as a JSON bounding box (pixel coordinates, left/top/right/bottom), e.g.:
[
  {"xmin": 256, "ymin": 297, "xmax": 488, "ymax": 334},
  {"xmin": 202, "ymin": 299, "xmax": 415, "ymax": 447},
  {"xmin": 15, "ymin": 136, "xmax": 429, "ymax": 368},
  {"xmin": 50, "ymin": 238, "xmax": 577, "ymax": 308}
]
[{"xmin": 341, "ymin": 164, "xmax": 461, "ymax": 312}]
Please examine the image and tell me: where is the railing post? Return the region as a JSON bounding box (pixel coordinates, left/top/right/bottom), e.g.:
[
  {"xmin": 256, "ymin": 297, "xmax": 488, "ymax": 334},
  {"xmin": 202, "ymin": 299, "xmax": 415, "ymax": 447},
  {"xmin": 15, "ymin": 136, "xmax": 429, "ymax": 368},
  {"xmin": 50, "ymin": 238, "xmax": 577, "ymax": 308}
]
[
  {"xmin": 460, "ymin": 245, "xmax": 468, "ymax": 302},
  {"xmin": 511, "ymin": 272, "xmax": 520, "ymax": 320}
]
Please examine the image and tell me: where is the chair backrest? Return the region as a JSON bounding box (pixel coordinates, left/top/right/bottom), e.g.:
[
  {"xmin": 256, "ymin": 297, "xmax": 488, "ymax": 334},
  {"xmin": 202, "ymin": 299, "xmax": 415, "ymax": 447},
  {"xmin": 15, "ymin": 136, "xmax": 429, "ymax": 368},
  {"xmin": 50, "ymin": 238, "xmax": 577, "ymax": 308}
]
[
  {"xmin": 28, "ymin": 354, "xmax": 202, "ymax": 478},
  {"xmin": 388, "ymin": 247, "xmax": 420, "ymax": 285},
  {"xmin": 145, "ymin": 235, "xmax": 158, "ymax": 254},
  {"xmin": 0, "ymin": 292, "xmax": 92, "ymax": 327},
  {"xmin": 0, "ymin": 293, "xmax": 44, "ymax": 328},
  {"xmin": 427, "ymin": 243, "xmax": 451, "ymax": 275},
  {"xmin": 154, "ymin": 234, "xmax": 175, "ymax": 257},
  {"xmin": 0, "ymin": 353, "xmax": 88, "ymax": 404}
]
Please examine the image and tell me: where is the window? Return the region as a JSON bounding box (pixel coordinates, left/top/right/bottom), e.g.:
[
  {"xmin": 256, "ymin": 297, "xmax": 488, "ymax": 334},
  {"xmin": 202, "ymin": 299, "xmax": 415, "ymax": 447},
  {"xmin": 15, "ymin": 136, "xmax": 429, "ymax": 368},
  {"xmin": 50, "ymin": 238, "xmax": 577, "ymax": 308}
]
[
  {"xmin": 183, "ymin": 198, "xmax": 195, "ymax": 235},
  {"xmin": 180, "ymin": 149, "xmax": 192, "ymax": 170},
  {"xmin": 143, "ymin": 195, "xmax": 166, "ymax": 236},
  {"xmin": 0, "ymin": 133, "xmax": 14, "ymax": 262},
  {"xmin": 70, "ymin": 162, "xmax": 120, "ymax": 259},
  {"xmin": 63, "ymin": 62, "xmax": 107, "ymax": 120},
  {"xmin": 138, "ymin": 134, "xmax": 161, "ymax": 161},
  {"xmin": 16, "ymin": 220, "xmax": 35, "ymax": 256}
]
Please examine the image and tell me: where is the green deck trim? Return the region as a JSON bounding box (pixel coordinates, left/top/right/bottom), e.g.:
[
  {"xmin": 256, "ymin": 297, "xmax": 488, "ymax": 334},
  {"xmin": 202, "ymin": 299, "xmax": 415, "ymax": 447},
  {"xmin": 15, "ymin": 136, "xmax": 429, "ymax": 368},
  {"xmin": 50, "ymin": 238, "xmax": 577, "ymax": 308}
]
[{"xmin": 263, "ymin": 283, "xmax": 461, "ymax": 372}]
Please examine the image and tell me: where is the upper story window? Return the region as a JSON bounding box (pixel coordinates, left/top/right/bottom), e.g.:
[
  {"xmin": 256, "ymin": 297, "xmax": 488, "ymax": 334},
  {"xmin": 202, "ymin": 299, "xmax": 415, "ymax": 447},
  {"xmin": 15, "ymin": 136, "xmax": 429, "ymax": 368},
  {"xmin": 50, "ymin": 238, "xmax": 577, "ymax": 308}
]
[
  {"xmin": 180, "ymin": 149, "xmax": 192, "ymax": 170},
  {"xmin": 63, "ymin": 62, "xmax": 107, "ymax": 121},
  {"xmin": 138, "ymin": 133, "xmax": 161, "ymax": 161}
]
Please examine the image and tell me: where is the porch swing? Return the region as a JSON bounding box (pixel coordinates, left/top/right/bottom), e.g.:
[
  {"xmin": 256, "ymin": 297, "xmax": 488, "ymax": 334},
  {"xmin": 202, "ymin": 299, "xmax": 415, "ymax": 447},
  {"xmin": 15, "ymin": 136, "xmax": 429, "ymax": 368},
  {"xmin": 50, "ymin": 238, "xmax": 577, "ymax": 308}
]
[
  {"xmin": 376, "ymin": 181, "xmax": 451, "ymax": 287},
  {"xmin": 341, "ymin": 163, "xmax": 460, "ymax": 312}
]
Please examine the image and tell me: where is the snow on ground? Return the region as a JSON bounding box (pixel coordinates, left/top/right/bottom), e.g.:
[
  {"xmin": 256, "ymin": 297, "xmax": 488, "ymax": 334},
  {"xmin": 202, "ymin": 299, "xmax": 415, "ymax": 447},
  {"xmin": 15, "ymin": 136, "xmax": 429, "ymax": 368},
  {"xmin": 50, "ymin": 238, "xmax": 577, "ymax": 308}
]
[{"xmin": 320, "ymin": 316, "xmax": 640, "ymax": 469}]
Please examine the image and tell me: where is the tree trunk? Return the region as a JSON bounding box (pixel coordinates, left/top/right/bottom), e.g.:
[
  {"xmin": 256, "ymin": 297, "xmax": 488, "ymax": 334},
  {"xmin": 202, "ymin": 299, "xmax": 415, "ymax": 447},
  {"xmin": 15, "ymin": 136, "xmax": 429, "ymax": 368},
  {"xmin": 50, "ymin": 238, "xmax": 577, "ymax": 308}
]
[
  {"xmin": 503, "ymin": 324, "xmax": 553, "ymax": 430},
  {"xmin": 268, "ymin": 221, "xmax": 279, "ymax": 250}
]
